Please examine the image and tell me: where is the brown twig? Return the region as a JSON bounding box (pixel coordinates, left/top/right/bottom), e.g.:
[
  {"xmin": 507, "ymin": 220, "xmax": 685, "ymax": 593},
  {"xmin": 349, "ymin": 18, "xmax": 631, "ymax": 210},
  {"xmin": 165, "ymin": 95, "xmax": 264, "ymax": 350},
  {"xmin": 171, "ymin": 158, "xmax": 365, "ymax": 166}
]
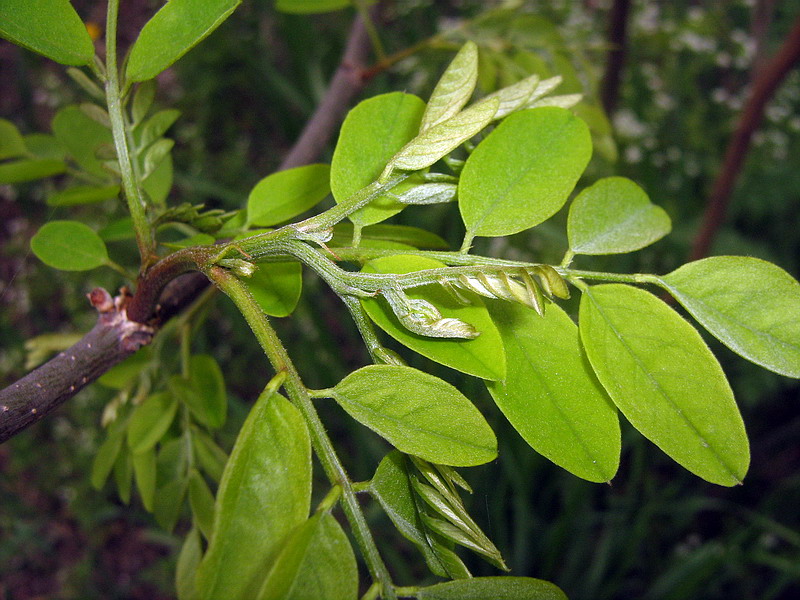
[
  {"xmin": 0, "ymin": 7, "xmax": 378, "ymax": 443},
  {"xmin": 278, "ymin": 9, "xmax": 376, "ymax": 170},
  {"xmin": 600, "ymin": 0, "xmax": 631, "ymax": 116},
  {"xmin": 690, "ymin": 13, "xmax": 800, "ymax": 261}
]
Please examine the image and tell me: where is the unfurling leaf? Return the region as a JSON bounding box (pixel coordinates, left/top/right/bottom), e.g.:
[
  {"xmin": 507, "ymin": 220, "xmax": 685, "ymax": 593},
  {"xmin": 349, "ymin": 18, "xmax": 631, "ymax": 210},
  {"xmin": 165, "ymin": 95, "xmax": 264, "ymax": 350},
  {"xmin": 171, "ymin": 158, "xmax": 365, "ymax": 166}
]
[
  {"xmin": 384, "ymin": 97, "xmax": 499, "ymax": 174},
  {"xmin": 383, "ymin": 287, "xmax": 479, "ymax": 339},
  {"xmin": 660, "ymin": 256, "xmax": 800, "ymax": 378},
  {"xmin": 370, "ymin": 452, "xmax": 470, "ymax": 579},
  {"xmin": 393, "ymin": 183, "xmax": 458, "ymax": 205},
  {"xmin": 330, "ymin": 365, "xmax": 497, "ymax": 467},
  {"xmin": 579, "ymin": 284, "xmax": 749, "ymax": 486},
  {"xmin": 361, "ymin": 255, "xmax": 506, "ymax": 380},
  {"xmin": 420, "ymin": 41, "xmax": 479, "ymax": 133}
]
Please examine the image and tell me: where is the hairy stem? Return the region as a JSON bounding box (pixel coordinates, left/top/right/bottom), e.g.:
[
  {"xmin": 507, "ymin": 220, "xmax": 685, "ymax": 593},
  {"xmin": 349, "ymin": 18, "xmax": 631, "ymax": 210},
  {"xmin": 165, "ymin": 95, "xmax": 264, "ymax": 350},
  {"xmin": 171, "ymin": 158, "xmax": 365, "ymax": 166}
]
[
  {"xmin": 105, "ymin": 0, "xmax": 155, "ymax": 266},
  {"xmin": 208, "ymin": 267, "xmax": 397, "ymax": 600}
]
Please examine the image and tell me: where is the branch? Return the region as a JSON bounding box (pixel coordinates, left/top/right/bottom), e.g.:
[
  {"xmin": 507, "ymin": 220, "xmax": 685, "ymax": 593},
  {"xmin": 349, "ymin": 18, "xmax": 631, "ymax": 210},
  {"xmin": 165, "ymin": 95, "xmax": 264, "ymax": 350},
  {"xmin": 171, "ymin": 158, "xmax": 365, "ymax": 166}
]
[
  {"xmin": 690, "ymin": 14, "xmax": 800, "ymax": 261},
  {"xmin": 599, "ymin": 0, "xmax": 631, "ymax": 116},
  {"xmin": 0, "ymin": 7, "xmax": 378, "ymax": 443},
  {"xmin": 278, "ymin": 8, "xmax": 376, "ymax": 170}
]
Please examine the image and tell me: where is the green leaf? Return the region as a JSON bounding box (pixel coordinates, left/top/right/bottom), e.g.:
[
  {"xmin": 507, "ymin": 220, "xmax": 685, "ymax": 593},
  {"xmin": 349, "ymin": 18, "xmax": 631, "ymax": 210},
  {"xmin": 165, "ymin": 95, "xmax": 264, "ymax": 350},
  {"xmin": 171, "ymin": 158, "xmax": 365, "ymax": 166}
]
[
  {"xmin": 0, "ymin": 0, "xmax": 94, "ymax": 66},
  {"xmin": 142, "ymin": 138, "xmax": 175, "ymax": 179},
  {"xmin": 196, "ymin": 392, "xmax": 311, "ymax": 600},
  {"xmin": 47, "ymin": 184, "xmax": 120, "ymax": 206},
  {"xmin": 52, "ymin": 105, "xmax": 114, "ymax": 178},
  {"xmin": 114, "ymin": 446, "xmax": 133, "ymax": 504},
  {"xmin": 385, "ymin": 97, "xmax": 499, "ymax": 173},
  {"xmin": 176, "ymin": 528, "xmax": 202, "ymax": 600},
  {"xmin": 0, "ymin": 159, "xmax": 66, "ymax": 184},
  {"xmin": 245, "ymin": 262, "xmax": 303, "ymax": 318},
  {"xmin": 331, "ymin": 92, "xmax": 426, "ymax": 226},
  {"xmin": 482, "ymin": 74, "xmax": 540, "ymax": 121},
  {"xmin": 188, "ymin": 469, "xmax": 216, "ymax": 541},
  {"xmin": 0, "ymin": 119, "xmax": 27, "ymax": 160},
  {"xmin": 579, "ymin": 284, "xmax": 749, "ymax": 486},
  {"xmin": 487, "ymin": 302, "xmax": 620, "ymax": 482},
  {"xmin": 126, "ymin": 0, "xmax": 242, "ymax": 82},
  {"xmin": 420, "ymin": 42, "xmax": 478, "ymax": 133},
  {"xmin": 275, "ymin": 0, "xmax": 351, "ymax": 14},
  {"xmin": 660, "ymin": 256, "xmax": 800, "ymax": 378},
  {"xmin": 369, "ymin": 452, "xmax": 468, "ymax": 579},
  {"xmin": 417, "ymin": 577, "xmax": 567, "ymax": 600},
  {"xmin": 192, "ymin": 429, "xmax": 228, "ymax": 483},
  {"xmin": 189, "ymin": 354, "xmax": 228, "ymax": 429},
  {"xmin": 567, "ymin": 177, "xmax": 671, "ymax": 255},
  {"xmin": 134, "ymin": 109, "xmax": 181, "ymax": 149},
  {"xmin": 142, "ymin": 150, "xmax": 174, "ymax": 206},
  {"xmin": 31, "ymin": 220, "xmax": 108, "ymax": 271},
  {"xmin": 154, "ymin": 438, "xmax": 190, "ymax": 531},
  {"xmin": 91, "ymin": 421, "xmax": 126, "ymax": 489},
  {"xmin": 459, "ymin": 107, "xmax": 591, "ymax": 238},
  {"xmin": 132, "ymin": 447, "xmax": 157, "ymax": 511},
  {"xmin": 330, "ymin": 365, "xmax": 497, "ymax": 467},
  {"xmin": 99, "ymin": 217, "xmax": 135, "ymax": 242},
  {"xmin": 23, "ymin": 133, "xmax": 66, "ymax": 160},
  {"xmin": 256, "ymin": 513, "xmax": 358, "ymax": 600},
  {"xmin": 131, "ymin": 81, "xmax": 157, "ymax": 125},
  {"xmin": 247, "ymin": 164, "xmax": 331, "ymax": 227},
  {"xmin": 360, "ymin": 255, "xmax": 506, "ymax": 380},
  {"xmin": 127, "ymin": 391, "xmax": 179, "ymax": 454},
  {"xmin": 154, "ymin": 476, "xmax": 189, "ymax": 532},
  {"xmin": 330, "ymin": 223, "xmax": 448, "ymax": 249},
  {"xmin": 162, "ymin": 233, "xmax": 216, "ymax": 249}
]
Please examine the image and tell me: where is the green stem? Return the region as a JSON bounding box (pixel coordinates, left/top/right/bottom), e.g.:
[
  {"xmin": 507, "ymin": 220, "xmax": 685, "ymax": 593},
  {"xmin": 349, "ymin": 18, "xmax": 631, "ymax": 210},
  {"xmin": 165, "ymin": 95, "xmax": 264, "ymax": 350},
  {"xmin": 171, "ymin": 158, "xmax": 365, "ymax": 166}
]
[
  {"xmin": 105, "ymin": 0, "xmax": 155, "ymax": 267},
  {"xmin": 562, "ymin": 269, "xmax": 660, "ymax": 286},
  {"xmin": 459, "ymin": 231, "xmax": 475, "ymax": 254},
  {"xmin": 208, "ymin": 267, "xmax": 398, "ymax": 600}
]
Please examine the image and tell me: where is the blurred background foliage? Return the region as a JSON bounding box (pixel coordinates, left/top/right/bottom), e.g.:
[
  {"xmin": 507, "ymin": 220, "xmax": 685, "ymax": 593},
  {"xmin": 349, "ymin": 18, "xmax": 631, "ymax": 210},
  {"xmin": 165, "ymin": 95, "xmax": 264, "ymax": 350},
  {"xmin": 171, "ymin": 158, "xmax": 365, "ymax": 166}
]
[{"xmin": 1, "ymin": 0, "xmax": 800, "ymax": 598}]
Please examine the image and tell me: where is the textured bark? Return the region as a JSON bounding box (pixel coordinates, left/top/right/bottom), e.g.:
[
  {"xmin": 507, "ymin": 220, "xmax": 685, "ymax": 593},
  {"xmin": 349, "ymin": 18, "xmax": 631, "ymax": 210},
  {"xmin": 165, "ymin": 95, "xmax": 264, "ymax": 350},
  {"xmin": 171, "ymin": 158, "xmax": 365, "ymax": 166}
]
[{"xmin": 691, "ymin": 14, "xmax": 800, "ymax": 260}]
